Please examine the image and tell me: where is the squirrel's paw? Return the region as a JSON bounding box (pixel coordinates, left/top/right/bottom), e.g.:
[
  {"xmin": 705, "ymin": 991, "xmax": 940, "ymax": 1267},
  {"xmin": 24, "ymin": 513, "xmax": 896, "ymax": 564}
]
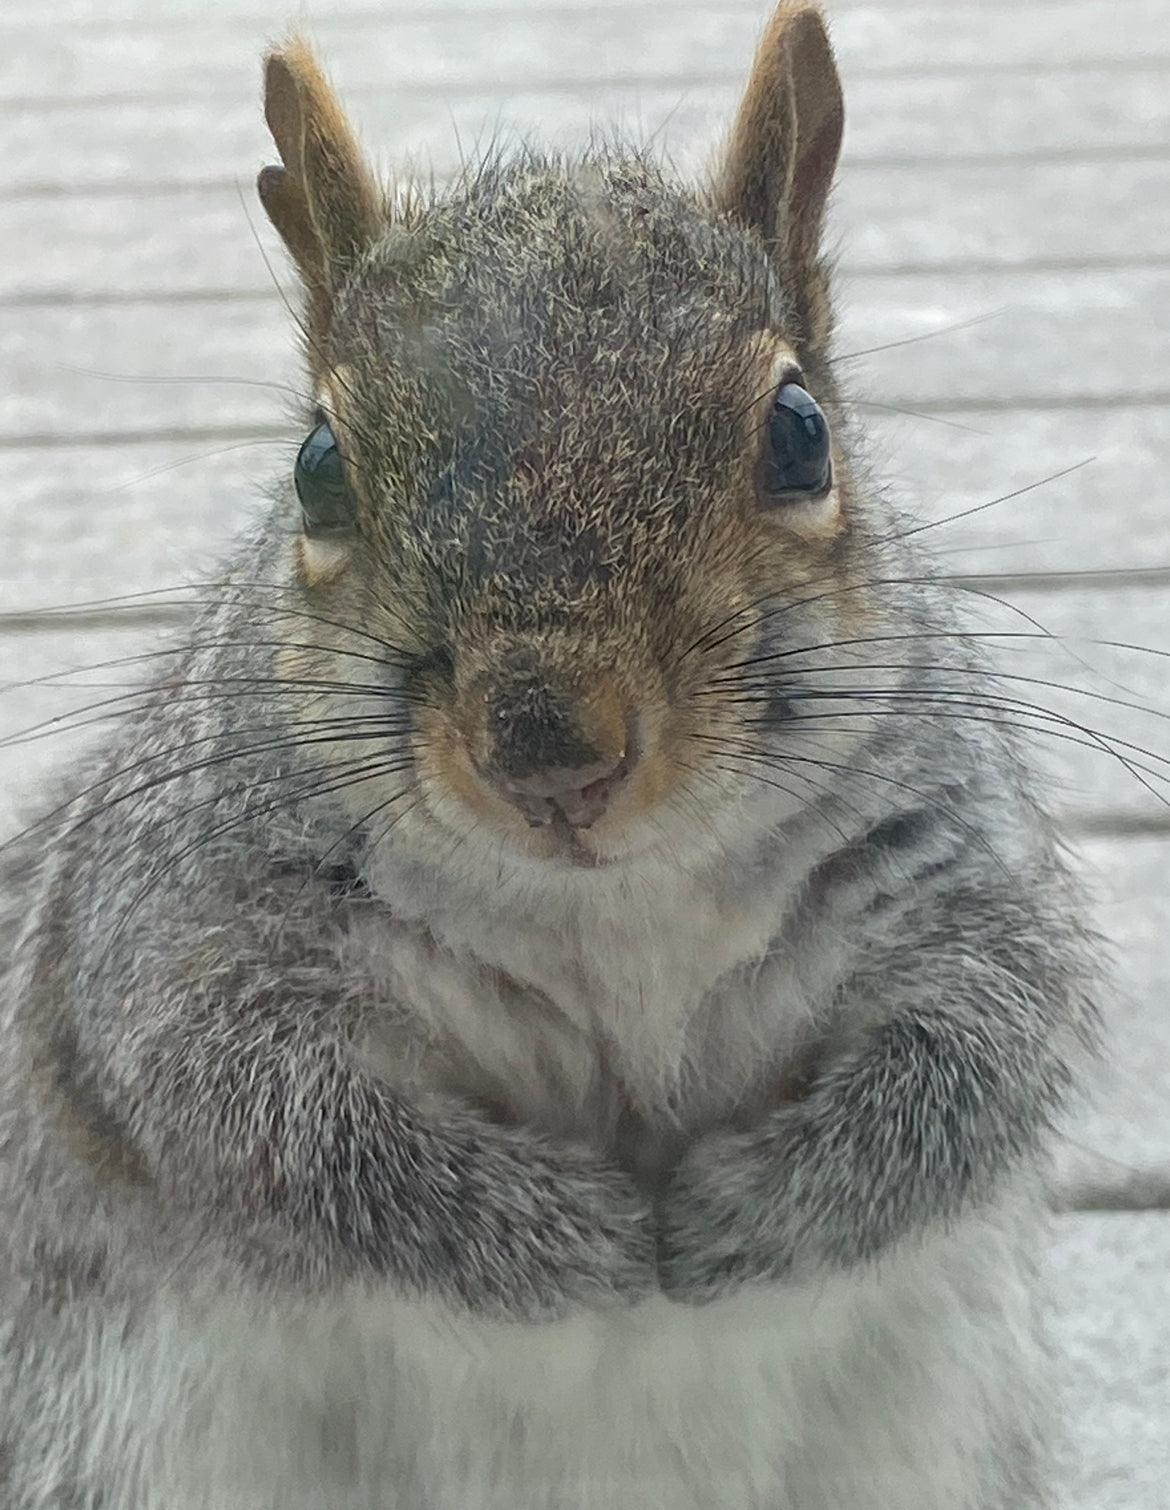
[
  {"xmin": 556, "ymin": 1161, "xmax": 661, "ymax": 1310},
  {"xmin": 655, "ymin": 1126, "xmax": 794, "ymax": 1303},
  {"xmin": 489, "ymin": 1135, "xmax": 664, "ymax": 1316}
]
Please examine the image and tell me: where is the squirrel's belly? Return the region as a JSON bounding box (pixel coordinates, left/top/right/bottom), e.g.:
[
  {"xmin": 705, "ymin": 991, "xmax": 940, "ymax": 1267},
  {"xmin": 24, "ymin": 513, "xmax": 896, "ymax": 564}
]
[{"xmin": 83, "ymin": 1214, "xmax": 1038, "ymax": 1510}]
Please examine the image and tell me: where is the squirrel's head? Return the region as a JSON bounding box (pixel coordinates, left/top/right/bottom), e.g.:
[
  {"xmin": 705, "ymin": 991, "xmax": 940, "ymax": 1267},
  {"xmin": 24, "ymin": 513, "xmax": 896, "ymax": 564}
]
[{"xmin": 259, "ymin": 4, "xmax": 894, "ymax": 874}]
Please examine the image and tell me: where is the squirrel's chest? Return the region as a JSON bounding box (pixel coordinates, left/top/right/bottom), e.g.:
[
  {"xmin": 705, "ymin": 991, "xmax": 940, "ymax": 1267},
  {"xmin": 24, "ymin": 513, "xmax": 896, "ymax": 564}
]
[{"xmin": 346, "ymin": 866, "xmax": 807, "ymax": 1159}]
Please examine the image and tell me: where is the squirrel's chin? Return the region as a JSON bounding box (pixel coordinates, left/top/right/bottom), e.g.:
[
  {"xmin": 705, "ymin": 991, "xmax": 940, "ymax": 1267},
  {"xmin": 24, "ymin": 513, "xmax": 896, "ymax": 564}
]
[{"xmin": 536, "ymin": 821, "xmax": 618, "ymax": 870}]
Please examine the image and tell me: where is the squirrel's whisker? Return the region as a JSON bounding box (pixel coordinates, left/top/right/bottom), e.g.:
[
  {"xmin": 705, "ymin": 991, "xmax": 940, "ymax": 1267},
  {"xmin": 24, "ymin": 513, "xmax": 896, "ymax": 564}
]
[
  {"xmin": 93, "ymin": 759, "xmax": 419, "ymax": 970},
  {"xmin": 2, "ymin": 730, "xmax": 418, "ymax": 857},
  {"xmin": 847, "ymin": 398, "xmax": 988, "ymax": 434},
  {"xmin": 689, "ymin": 731, "xmax": 1019, "ymax": 874},
  {"xmin": 833, "ymin": 310, "xmax": 1005, "ymax": 364}
]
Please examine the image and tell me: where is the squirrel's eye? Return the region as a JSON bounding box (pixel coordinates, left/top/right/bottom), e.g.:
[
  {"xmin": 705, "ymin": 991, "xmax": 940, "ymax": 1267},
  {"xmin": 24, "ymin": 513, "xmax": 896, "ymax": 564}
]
[
  {"xmin": 294, "ymin": 420, "xmax": 357, "ymax": 533},
  {"xmin": 761, "ymin": 383, "xmax": 832, "ymax": 500}
]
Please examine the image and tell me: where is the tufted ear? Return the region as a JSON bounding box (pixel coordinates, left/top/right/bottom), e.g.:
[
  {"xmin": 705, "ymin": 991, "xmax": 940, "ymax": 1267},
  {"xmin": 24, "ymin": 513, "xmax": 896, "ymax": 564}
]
[
  {"xmin": 258, "ymin": 37, "xmax": 385, "ymax": 353},
  {"xmin": 716, "ymin": 2, "xmax": 844, "ymax": 351}
]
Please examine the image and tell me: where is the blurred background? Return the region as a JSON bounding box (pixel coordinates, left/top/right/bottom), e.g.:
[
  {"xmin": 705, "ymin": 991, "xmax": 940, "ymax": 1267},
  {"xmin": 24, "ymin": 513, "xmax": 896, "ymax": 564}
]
[{"xmin": 1, "ymin": 0, "xmax": 1168, "ymax": 1502}]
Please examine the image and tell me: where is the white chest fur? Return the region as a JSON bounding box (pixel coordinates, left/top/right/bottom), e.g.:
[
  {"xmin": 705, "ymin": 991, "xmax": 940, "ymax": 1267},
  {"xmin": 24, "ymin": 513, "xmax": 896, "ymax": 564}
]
[
  {"xmin": 95, "ymin": 1206, "xmax": 1033, "ymax": 1510},
  {"xmin": 354, "ymin": 837, "xmax": 832, "ymax": 1157}
]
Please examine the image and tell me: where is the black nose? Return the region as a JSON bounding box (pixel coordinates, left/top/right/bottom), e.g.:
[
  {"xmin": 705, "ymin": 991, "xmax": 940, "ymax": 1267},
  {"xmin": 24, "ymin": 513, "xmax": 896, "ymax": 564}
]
[{"xmin": 487, "ymin": 679, "xmax": 630, "ymax": 828}]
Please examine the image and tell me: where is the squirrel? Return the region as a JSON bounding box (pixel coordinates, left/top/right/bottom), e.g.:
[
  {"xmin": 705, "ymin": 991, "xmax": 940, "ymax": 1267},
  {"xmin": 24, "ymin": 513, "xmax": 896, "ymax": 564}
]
[{"xmin": 0, "ymin": 4, "xmax": 1099, "ymax": 1507}]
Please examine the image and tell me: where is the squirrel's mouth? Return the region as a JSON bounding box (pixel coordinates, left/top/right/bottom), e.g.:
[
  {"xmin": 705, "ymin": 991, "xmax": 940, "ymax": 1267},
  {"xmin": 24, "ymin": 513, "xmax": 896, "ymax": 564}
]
[{"xmin": 492, "ymin": 748, "xmax": 635, "ymax": 834}]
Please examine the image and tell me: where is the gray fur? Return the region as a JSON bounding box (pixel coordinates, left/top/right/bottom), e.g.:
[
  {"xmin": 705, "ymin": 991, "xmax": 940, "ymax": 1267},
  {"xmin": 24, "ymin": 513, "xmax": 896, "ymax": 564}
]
[{"xmin": 0, "ymin": 14, "xmax": 1099, "ymax": 1508}]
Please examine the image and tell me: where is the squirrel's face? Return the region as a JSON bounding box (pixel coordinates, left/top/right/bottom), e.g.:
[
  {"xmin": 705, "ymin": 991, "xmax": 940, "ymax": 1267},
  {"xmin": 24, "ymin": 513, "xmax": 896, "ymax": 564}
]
[{"xmin": 260, "ymin": 9, "xmax": 891, "ymax": 872}]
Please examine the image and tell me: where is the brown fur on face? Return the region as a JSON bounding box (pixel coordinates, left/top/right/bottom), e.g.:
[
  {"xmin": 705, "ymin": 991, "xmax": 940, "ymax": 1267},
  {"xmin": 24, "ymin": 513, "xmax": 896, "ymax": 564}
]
[{"xmin": 260, "ymin": 8, "xmax": 878, "ymax": 866}]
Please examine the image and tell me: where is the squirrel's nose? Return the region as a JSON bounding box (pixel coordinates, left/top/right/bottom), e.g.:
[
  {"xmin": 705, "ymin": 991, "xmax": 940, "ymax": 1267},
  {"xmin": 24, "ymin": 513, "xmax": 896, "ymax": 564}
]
[
  {"xmin": 500, "ymin": 752, "xmax": 630, "ymax": 830},
  {"xmin": 481, "ymin": 673, "xmax": 633, "ymax": 829}
]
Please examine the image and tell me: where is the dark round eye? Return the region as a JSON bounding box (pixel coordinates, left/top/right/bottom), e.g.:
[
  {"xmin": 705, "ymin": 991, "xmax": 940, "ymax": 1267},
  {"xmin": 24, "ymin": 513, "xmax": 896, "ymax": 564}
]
[
  {"xmin": 294, "ymin": 420, "xmax": 356, "ymax": 533},
  {"xmin": 761, "ymin": 383, "xmax": 832, "ymax": 500}
]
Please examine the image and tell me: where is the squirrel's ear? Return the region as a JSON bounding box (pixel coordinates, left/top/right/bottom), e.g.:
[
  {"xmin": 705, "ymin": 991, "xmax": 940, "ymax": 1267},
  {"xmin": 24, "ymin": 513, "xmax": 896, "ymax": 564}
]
[
  {"xmin": 258, "ymin": 38, "xmax": 384, "ymax": 344},
  {"xmin": 716, "ymin": 2, "xmax": 843, "ymax": 350}
]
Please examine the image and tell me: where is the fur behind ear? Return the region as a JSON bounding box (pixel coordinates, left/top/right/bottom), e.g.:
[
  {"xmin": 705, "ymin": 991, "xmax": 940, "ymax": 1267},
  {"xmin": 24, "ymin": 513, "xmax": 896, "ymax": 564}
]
[
  {"xmin": 717, "ymin": 2, "xmax": 844, "ymax": 349},
  {"xmin": 258, "ymin": 37, "xmax": 385, "ymax": 345}
]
